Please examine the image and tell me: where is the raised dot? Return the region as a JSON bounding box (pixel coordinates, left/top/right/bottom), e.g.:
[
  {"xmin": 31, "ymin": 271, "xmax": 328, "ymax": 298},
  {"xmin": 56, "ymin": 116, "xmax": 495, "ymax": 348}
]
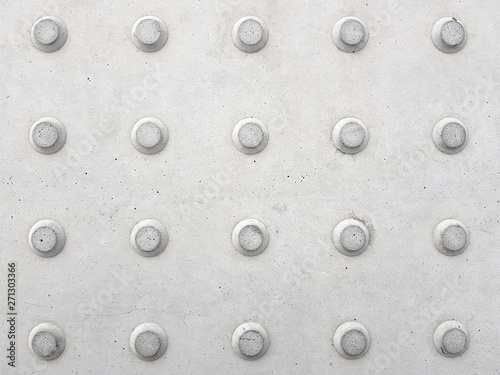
[
  {"xmin": 333, "ymin": 322, "xmax": 370, "ymax": 359},
  {"xmin": 434, "ymin": 320, "xmax": 469, "ymax": 358},
  {"xmin": 232, "ymin": 322, "xmax": 269, "ymax": 360},
  {"xmin": 433, "ymin": 118, "xmax": 468, "ymax": 154},
  {"xmin": 434, "ymin": 219, "xmax": 469, "ymax": 256},
  {"xmin": 332, "ymin": 17, "xmax": 369, "ymax": 53},
  {"xmin": 233, "ymin": 16, "xmax": 269, "ymax": 53},
  {"xmin": 31, "ymin": 16, "xmax": 67, "ymax": 52},
  {"xmin": 232, "ymin": 219, "xmax": 269, "ymax": 256},
  {"xmin": 30, "ymin": 117, "xmax": 66, "ymax": 154},
  {"xmin": 131, "ymin": 220, "xmax": 168, "ymax": 257},
  {"xmin": 432, "ymin": 17, "xmax": 467, "ymax": 53},
  {"xmin": 332, "ymin": 118, "xmax": 368, "ymax": 154},
  {"xmin": 29, "ymin": 220, "xmax": 66, "ymax": 258},
  {"xmin": 232, "ymin": 118, "xmax": 269, "ymax": 155},
  {"xmin": 29, "ymin": 323, "xmax": 66, "ymax": 361},
  {"xmin": 130, "ymin": 323, "xmax": 168, "ymax": 361},
  {"xmin": 132, "ymin": 16, "xmax": 168, "ymax": 53},
  {"xmin": 333, "ymin": 218, "xmax": 370, "ymax": 256},
  {"xmin": 131, "ymin": 118, "xmax": 169, "ymax": 154}
]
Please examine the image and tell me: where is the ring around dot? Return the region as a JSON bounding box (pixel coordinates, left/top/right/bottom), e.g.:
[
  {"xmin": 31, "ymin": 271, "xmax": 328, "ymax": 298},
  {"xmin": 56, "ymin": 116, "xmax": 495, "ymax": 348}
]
[
  {"xmin": 232, "ymin": 16, "xmax": 269, "ymax": 53},
  {"xmin": 333, "ymin": 218, "xmax": 370, "ymax": 256},
  {"xmin": 31, "ymin": 16, "xmax": 67, "ymax": 52},
  {"xmin": 131, "ymin": 219, "xmax": 169, "ymax": 257},
  {"xmin": 29, "ymin": 323, "xmax": 66, "ymax": 361},
  {"xmin": 130, "ymin": 323, "xmax": 168, "ymax": 361},
  {"xmin": 131, "ymin": 118, "xmax": 169, "ymax": 154},
  {"xmin": 232, "ymin": 219, "xmax": 269, "ymax": 256},
  {"xmin": 434, "ymin": 320, "xmax": 469, "ymax": 358},
  {"xmin": 434, "ymin": 219, "xmax": 469, "ymax": 256},
  {"xmin": 333, "ymin": 321, "xmax": 370, "ymax": 359},
  {"xmin": 332, "ymin": 17, "xmax": 369, "ymax": 53},
  {"xmin": 232, "ymin": 322, "xmax": 270, "ymax": 360},
  {"xmin": 232, "ymin": 118, "xmax": 269, "ymax": 155},
  {"xmin": 432, "ymin": 118, "xmax": 468, "ymax": 154},
  {"xmin": 28, "ymin": 219, "xmax": 66, "ymax": 258},
  {"xmin": 30, "ymin": 117, "xmax": 66, "ymax": 154},
  {"xmin": 131, "ymin": 16, "xmax": 168, "ymax": 52},
  {"xmin": 432, "ymin": 17, "xmax": 467, "ymax": 53},
  {"xmin": 332, "ymin": 118, "xmax": 369, "ymax": 154}
]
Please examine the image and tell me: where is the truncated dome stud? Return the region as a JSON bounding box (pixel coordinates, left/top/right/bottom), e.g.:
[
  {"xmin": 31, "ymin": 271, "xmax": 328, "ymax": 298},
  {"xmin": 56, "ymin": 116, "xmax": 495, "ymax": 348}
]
[
  {"xmin": 232, "ymin": 118, "xmax": 269, "ymax": 155},
  {"xmin": 232, "ymin": 322, "xmax": 270, "ymax": 360},
  {"xmin": 232, "ymin": 16, "xmax": 269, "ymax": 53},
  {"xmin": 31, "ymin": 16, "xmax": 68, "ymax": 52},
  {"xmin": 28, "ymin": 219, "xmax": 66, "ymax": 258},
  {"xmin": 434, "ymin": 219, "xmax": 469, "ymax": 256},
  {"xmin": 432, "ymin": 17, "xmax": 467, "ymax": 53},
  {"xmin": 131, "ymin": 219, "xmax": 169, "ymax": 257},
  {"xmin": 332, "ymin": 17, "xmax": 369, "ymax": 53},
  {"xmin": 29, "ymin": 323, "xmax": 66, "ymax": 360},
  {"xmin": 232, "ymin": 219, "xmax": 269, "ymax": 256},
  {"xmin": 131, "ymin": 118, "xmax": 169, "ymax": 154},
  {"xmin": 29, "ymin": 117, "xmax": 67, "ymax": 154},
  {"xmin": 333, "ymin": 321, "xmax": 371, "ymax": 359},
  {"xmin": 434, "ymin": 320, "xmax": 469, "ymax": 357},
  {"xmin": 130, "ymin": 323, "xmax": 168, "ymax": 361},
  {"xmin": 432, "ymin": 118, "xmax": 468, "ymax": 154},
  {"xmin": 332, "ymin": 118, "xmax": 369, "ymax": 154},
  {"xmin": 131, "ymin": 16, "xmax": 168, "ymax": 52},
  {"xmin": 333, "ymin": 218, "xmax": 370, "ymax": 256}
]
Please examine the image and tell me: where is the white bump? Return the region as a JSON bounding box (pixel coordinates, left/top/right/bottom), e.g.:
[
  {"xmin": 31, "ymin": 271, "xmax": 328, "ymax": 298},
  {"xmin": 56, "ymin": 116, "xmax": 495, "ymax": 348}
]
[
  {"xmin": 130, "ymin": 323, "xmax": 168, "ymax": 361},
  {"xmin": 29, "ymin": 220, "xmax": 66, "ymax": 258},
  {"xmin": 332, "ymin": 118, "xmax": 368, "ymax": 154},
  {"xmin": 433, "ymin": 118, "xmax": 468, "ymax": 154},
  {"xmin": 30, "ymin": 117, "xmax": 66, "ymax": 154},
  {"xmin": 232, "ymin": 322, "xmax": 269, "ymax": 360},
  {"xmin": 333, "ymin": 219, "xmax": 370, "ymax": 256},
  {"xmin": 333, "ymin": 322, "xmax": 370, "ymax": 359},
  {"xmin": 233, "ymin": 16, "xmax": 269, "ymax": 53},
  {"xmin": 131, "ymin": 118, "xmax": 169, "ymax": 155},
  {"xmin": 131, "ymin": 219, "xmax": 169, "ymax": 257},
  {"xmin": 132, "ymin": 16, "xmax": 168, "ymax": 53},
  {"xmin": 31, "ymin": 17, "xmax": 67, "ymax": 52},
  {"xmin": 432, "ymin": 17, "xmax": 467, "ymax": 53},
  {"xmin": 232, "ymin": 219, "xmax": 269, "ymax": 256},
  {"xmin": 434, "ymin": 320, "xmax": 469, "ymax": 357},
  {"xmin": 332, "ymin": 17, "xmax": 369, "ymax": 53},
  {"xmin": 232, "ymin": 118, "xmax": 269, "ymax": 155},
  {"xmin": 29, "ymin": 323, "xmax": 66, "ymax": 360},
  {"xmin": 434, "ymin": 219, "xmax": 469, "ymax": 256}
]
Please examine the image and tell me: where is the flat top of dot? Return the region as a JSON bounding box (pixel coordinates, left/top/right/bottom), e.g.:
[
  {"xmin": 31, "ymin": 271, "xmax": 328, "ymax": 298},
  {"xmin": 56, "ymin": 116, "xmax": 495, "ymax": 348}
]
[
  {"xmin": 135, "ymin": 331, "xmax": 161, "ymax": 357},
  {"xmin": 32, "ymin": 331, "xmax": 58, "ymax": 357},
  {"xmin": 33, "ymin": 122, "xmax": 59, "ymax": 148},
  {"xmin": 441, "ymin": 21, "xmax": 465, "ymax": 46},
  {"xmin": 442, "ymin": 225, "xmax": 467, "ymax": 252},
  {"xmin": 136, "ymin": 19, "xmax": 162, "ymax": 45},
  {"xmin": 238, "ymin": 225, "xmax": 263, "ymax": 251},
  {"xmin": 340, "ymin": 329, "xmax": 367, "ymax": 357},
  {"xmin": 442, "ymin": 328, "xmax": 467, "ymax": 354},
  {"xmin": 136, "ymin": 122, "xmax": 162, "ymax": 148},
  {"xmin": 32, "ymin": 226, "xmax": 58, "ymax": 252},
  {"xmin": 339, "ymin": 19, "xmax": 365, "ymax": 46},
  {"xmin": 441, "ymin": 122, "xmax": 466, "ymax": 149},
  {"xmin": 339, "ymin": 122, "xmax": 365, "ymax": 148},
  {"xmin": 238, "ymin": 123, "xmax": 263, "ymax": 148},
  {"xmin": 135, "ymin": 226, "xmax": 161, "ymax": 252},
  {"xmin": 34, "ymin": 19, "xmax": 59, "ymax": 45},
  {"xmin": 238, "ymin": 330, "xmax": 264, "ymax": 357},
  {"xmin": 238, "ymin": 19, "xmax": 263, "ymax": 46},
  {"xmin": 340, "ymin": 225, "xmax": 366, "ymax": 252}
]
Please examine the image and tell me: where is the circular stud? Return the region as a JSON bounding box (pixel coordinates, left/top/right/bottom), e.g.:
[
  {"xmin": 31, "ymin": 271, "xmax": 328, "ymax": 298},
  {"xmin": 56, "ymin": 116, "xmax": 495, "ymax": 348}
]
[
  {"xmin": 432, "ymin": 17, "xmax": 467, "ymax": 53},
  {"xmin": 232, "ymin": 322, "xmax": 270, "ymax": 360},
  {"xmin": 232, "ymin": 16, "xmax": 269, "ymax": 53},
  {"xmin": 31, "ymin": 16, "xmax": 67, "ymax": 53},
  {"xmin": 333, "ymin": 321, "xmax": 370, "ymax": 359},
  {"xmin": 29, "ymin": 117, "xmax": 67, "ymax": 154},
  {"xmin": 131, "ymin": 16, "xmax": 168, "ymax": 53},
  {"xmin": 434, "ymin": 219, "xmax": 469, "ymax": 256},
  {"xmin": 29, "ymin": 323, "xmax": 66, "ymax": 360},
  {"xmin": 432, "ymin": 118, "xmax": 468, "ymax": 154},
  {"xmin": 232, "ymin": 219, "xmax": 269, "ymax": 256},
  {"xmin": 131, "ymin": 219, "xmax": 169, "ymax": 257},
  {"xmin": 434, "ymin": 320, "xmax": 469, "ymax": 357},
  {"xmin": 130, "ymin": 323, "xmax": 168, "ymax": 361},
  {"xmin": 28, "ymin": 220, "xmax": 66, "ymax": 258},
  {"xmin": 232, "ymin": 118, "xmax": 269, "ymax": 155},
  {"xmin": 332, "ymin": 17, "xmax": 369, "ymax": 53},
  {"xmin": 332, "ymin": 118, "xmax": 369, "ymax": 154},
  {"xmin": 333, "ymin": 218, "xmax": 370, "ymax": 257},
  {"xmin": 131, "ymin": 118, "xmax": 169, "ymax": 155}
]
